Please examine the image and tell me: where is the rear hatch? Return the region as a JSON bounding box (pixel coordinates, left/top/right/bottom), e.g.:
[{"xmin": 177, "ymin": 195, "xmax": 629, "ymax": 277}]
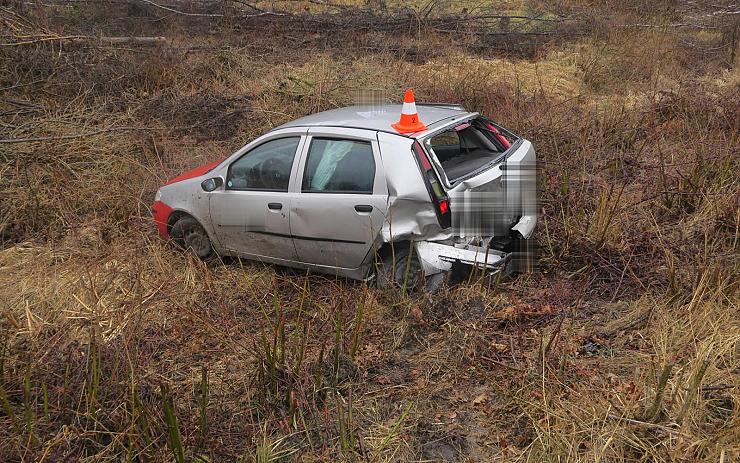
[{"xmin": 420, "ymin": 117, "xmax": 536, "ymax": 239}]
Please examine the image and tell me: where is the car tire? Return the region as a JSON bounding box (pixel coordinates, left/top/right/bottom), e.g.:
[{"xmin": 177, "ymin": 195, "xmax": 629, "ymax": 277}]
[
  {"xmin": 170, "ymin": 216, "xmax": 215, "ymax": 262},
  {"xmin": 376, "ymin": 244, "xmax": 445, "ymax": 294}
]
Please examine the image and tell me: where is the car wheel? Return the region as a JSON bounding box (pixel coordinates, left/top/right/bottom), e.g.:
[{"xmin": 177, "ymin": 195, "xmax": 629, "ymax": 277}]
[
  {"xmin": 170, "ymin": 216, "xmax": 215, "ymax": 261},
  {"xmin": 377, "ymin": 244, "xmax": 445, "ymax": 294}
]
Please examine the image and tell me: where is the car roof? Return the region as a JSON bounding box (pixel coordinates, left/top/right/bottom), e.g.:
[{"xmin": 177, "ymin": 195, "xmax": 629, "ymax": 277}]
[{"xmin": 274, "ymin": 104, "xmax": 474, "ymax": 137}]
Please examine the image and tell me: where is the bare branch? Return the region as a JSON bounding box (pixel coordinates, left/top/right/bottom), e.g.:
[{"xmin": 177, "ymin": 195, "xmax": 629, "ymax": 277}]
[
  {"xmin": 1, "ymin": 35, "xmax": 167, "ymax": 47},
  {"xmin": 138, "ymin": 0, "xmax": 224, "ymax": 17},
  {"xmin": 0, "ymin": 127, "xmax": 167, "ymax": 144},
  {"xmin": 616, "ymin": 22, "xmax": 723, "ymax": 29},
  {"xmin": 228, "ymin": 0, "xmax": 288, "ymax": 17}
]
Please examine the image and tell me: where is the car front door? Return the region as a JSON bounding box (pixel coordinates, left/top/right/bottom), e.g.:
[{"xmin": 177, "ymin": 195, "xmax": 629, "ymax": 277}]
[
  {"xmin": 289, "ymin": 128, "xmax": 388, "ymax": 270},
  {"xmin": 209, "ymin": 131, "xmax": 306, "ymax": 262}
]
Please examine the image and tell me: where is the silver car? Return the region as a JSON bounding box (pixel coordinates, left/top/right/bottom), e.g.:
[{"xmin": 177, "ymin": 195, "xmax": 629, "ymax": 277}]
[{"xmin": 152, "ymin": 103, "xmax": 536, "ymax": 289}]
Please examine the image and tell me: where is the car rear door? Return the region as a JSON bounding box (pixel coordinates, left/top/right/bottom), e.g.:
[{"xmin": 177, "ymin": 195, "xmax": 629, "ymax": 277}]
[
  {"xmin": 208, "ymin": 130, "xmax": 306, "ymax": 262},
  {"xmin": 289, "ymin": 128, "xmax": 388, "ymax": 270},
  {"xmin": 421, "ymin": 118, "xmax": 536, "ymax": 239}
]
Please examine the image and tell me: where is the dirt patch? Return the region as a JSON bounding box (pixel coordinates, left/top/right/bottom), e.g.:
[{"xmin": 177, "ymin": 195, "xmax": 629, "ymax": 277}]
[{"xmin": 416, "ymin": 419, "xmax": 469, "ymax": 462}]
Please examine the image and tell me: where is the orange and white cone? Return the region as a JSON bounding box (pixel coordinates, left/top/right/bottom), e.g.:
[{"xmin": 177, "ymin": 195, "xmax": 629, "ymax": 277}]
[{"xmin": 391, "ymin": 89, "xmax": 427, "ymax": 133}]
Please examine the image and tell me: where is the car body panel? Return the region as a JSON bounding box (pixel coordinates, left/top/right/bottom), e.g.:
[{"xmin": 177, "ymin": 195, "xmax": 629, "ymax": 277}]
[
  {"xmin": 155, "ymin": 176, "xmax": 213, "ymax": 240},
  {"xmin": 165, "ymin": 158, "xmax": 223, "ymax": 186},
  {"xmin": 207, "ymin": 129, "xmax": 307, "ymax": 261},
  {"xmin": 416, "ymin": 241, "xmax": 508, "ymax": 272},
  {"xmin": 153, "ymin": 104, "xmax": 537, "ymax": 280},
  {"xmin": 210, "ymin": 189, "xmax": 298, "ymax": 261},
  {"xmin": 504, "ymin": 140, "xmax": 538, "ymax": 238},
  {"xmin": 288, "ymin": 127, "xmax": 389, "ymax": 269},
  {"xmin": 276, "ymin": 104, "xmax": 471, "ymax": 138},
  {"xmin": 431, "ymin": 137, "xmax": 536, "ymax": 240},
  {"xmin": 376, "ymin": 131, "xmax": 449, "ymax": 243},
  {"xmin": 151, "ymin": 200, "xmax": 174, "ymax": 238}
]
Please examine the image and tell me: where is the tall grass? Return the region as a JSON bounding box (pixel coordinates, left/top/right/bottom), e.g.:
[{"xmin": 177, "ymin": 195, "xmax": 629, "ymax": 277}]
[{"xmin": 0, "ymin": 1, "xmax": 738, "ymax": 461}]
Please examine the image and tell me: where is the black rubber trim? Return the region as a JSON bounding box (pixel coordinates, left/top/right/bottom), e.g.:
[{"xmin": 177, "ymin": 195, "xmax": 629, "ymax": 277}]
[
  {"xmin": 301, "ymin": 190, "xmax": 373, "ymax": 195},
  {"xmin": 250, "ymin": 230, "xmax": 365, "ymax": 245}
]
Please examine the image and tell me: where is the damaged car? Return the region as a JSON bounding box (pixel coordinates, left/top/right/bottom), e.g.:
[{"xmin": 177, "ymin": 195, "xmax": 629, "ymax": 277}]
[{"xmin": 152, "ymin": 90, "xmax": 537, "ymax": 290}]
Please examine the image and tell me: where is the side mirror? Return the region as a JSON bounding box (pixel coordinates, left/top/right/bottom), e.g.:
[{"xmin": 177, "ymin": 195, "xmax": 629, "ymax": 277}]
[{"xmin": 201, "ymin": 177, "xmax": 223, "ymax": 192}]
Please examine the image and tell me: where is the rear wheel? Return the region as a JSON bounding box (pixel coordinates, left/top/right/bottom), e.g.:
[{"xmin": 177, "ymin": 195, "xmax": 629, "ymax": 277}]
[
  {"xmin": 170, "ymin": 216, "xmax": 215, "ymax": 261},
  {"xmin": 376, "ymin": 244, "xmax": 445, "ymax": 294}
]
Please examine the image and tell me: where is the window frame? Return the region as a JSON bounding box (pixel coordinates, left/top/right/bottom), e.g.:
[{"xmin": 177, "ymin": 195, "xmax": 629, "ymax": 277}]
[
  {"xmin": 225, "ymin": 136, "xmax": 301, "ymax": 192},
  {"xmin": 300, "ymin": 136, "xmax": 376, "ymax": 195},
  {"xmin": 422, "ymin": 116, "xmax": 519, "ymax": 186}
]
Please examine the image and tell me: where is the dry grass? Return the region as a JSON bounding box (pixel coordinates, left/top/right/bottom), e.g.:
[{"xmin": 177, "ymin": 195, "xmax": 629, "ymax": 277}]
[{"xmin": 1, "ymin": 1, "xmax": 739, "ymax": 461}]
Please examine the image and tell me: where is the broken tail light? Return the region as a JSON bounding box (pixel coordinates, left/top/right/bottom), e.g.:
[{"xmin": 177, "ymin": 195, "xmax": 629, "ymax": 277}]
[{"xmin": 412, "ymin": 141, "xmax": 451, "ymax": 229}]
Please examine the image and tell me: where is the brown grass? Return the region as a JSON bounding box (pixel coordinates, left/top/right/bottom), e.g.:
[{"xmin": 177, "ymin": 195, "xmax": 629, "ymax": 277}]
[{"xmin": 0, "ymin": 1, "xmax": 738, "ymax": 461}]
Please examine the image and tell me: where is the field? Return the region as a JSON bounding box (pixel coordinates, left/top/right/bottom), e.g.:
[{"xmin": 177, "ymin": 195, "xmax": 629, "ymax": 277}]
[{"xmin": 0, "ymin": 1, "xmax": 738, "ymax": 461}]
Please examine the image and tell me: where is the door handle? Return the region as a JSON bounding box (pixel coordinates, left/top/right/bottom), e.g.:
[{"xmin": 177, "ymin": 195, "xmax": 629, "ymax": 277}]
[
  {"xmin": 267, "ymin": 202, "xmax": 282, "ymax": 211},
  {"xmin": 354, "ymin": 205, "xmax": 373, "ymax": 213}
]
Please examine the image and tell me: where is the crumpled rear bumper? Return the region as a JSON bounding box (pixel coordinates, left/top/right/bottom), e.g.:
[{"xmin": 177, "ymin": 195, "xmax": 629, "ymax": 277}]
[
  {"xmin": 415, "ymin": 241, "xmax": 510, "ymax": 275},
  {"xmin": 415, "ymin": 214, "xmax": 535, "ymax": 275}
]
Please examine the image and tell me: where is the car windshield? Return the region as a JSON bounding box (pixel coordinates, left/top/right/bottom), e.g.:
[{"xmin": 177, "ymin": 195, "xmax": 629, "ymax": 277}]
[{"xmin": 424, "ymin": 118, "xmax": 516, "ymax": 182}]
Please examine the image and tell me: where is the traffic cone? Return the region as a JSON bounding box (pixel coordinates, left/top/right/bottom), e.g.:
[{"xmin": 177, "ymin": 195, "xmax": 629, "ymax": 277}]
[{"xmin": 391, "ymin": 89, "xmax": 427, "ymax": 133}]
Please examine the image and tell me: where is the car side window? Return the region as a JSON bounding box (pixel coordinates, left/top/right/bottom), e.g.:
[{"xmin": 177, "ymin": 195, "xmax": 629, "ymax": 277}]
[
  {"xmin": 302, "ymin": 138, "xmax": 375, "ymax": 194},
  {"xmin": 227, "ymin": 137, "xmax": 300, "ymax": 191}
]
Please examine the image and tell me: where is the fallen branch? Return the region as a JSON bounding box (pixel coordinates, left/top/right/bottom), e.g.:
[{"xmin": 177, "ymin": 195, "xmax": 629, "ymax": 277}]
[
  {"xmin": 0, "ymin": 79, "xmax": 47, "ymax": 92},
  {"xmin": 0, "ymin": 127, "xmax": 166, "ymax": 144},
  {"xmin": 93, "ymin": 36, "xmax": 167, "ymax": 44},
  {"xmin": 616, "ymin": 23, "xmax": 723, "ymax": 30},
  {"xmin": 1, "ymin": 34, "xmax": 87, "ymax": 46},
  {"xmin": 138, "ymin": 0, "xmax": 224, "ymax": 17},
  {"xmin": 701, "ymin": 383, "xmax": 735, "ymax": 392},
  {"xmin": 230, "ymin": 0, "xmax": 287, "ymax": 17},
  {"xmin": 606, "ymin": 414, "xmax": 689, "ymax": 436},
  {"xmin": 1, "ymin": 35, "xmax": 167, "ymax": 47}
]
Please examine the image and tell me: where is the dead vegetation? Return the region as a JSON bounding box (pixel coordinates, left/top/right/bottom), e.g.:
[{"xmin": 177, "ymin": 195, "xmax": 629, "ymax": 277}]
[{"xmin": 1, "ymin": 0, "xmax": 738, "ymax": 461}]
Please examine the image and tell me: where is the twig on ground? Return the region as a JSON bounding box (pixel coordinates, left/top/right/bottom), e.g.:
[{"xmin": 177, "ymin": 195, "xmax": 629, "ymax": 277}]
[
  {"xmin": 138, "ymin": 0, "xmax": 223, "ymax": 17},
  {"xmin": 0, "ymin": 127, "xmax": 168, "ymax": 144}
]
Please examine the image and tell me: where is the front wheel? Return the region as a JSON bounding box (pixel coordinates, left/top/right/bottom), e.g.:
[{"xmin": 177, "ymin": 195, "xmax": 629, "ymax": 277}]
[
  {"xmin": 170, "ymin": 216, "xmax": 215, "ymax": 261},
  {"xmin": 376, "ymin": 244, "xmax": 445, "ymax": 294}
]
